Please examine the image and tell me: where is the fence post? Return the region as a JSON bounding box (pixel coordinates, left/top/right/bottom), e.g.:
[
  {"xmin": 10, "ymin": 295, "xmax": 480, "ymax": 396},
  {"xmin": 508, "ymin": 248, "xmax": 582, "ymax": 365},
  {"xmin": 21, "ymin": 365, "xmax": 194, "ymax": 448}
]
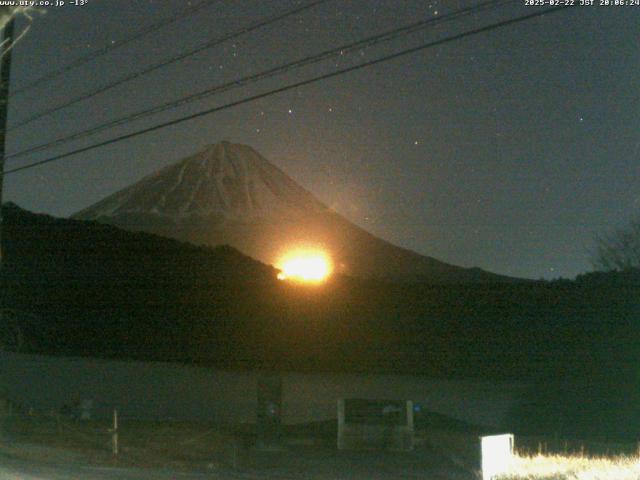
[
  {"xmin": 55, "ymin": 411, "xmax": 62, "ymax": 435},
  {"xmin": 111, "ymin": 409, "xmax": 118, "ymax": 456}
]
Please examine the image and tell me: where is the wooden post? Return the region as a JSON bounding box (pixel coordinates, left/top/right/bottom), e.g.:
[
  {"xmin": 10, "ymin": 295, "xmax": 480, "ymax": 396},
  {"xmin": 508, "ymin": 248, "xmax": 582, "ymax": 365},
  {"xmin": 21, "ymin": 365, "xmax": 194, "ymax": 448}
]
[
  {"xmin": 337, "ymin": 399, "xmax": 345, "ymax": 450},
  {"xmin": 232, "ymin": 436, "xmax": 239, "ymax": 469},
  {"xmin": 55, "ymin": 411, "xmax": 62, "ymax": 435},
  {"xmin": 111, "ymin": 409, "xmax": 118, "ymax": 456}
]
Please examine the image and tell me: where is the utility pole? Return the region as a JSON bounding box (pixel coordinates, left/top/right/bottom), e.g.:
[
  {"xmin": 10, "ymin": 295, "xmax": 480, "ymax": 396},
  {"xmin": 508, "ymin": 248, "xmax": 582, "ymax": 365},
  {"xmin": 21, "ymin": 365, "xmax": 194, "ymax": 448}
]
[
  {"xmin": 0, "ymin": 16, "xmax": 15, "ymax": 267},
  {"xmin": 0, "ymin": 17, "xmax": 15, "ymax": 353}
]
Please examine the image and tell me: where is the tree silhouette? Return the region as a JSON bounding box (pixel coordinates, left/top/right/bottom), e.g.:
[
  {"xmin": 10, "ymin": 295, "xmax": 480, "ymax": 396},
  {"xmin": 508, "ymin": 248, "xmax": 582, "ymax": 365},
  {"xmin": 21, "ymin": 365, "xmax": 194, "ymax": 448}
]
[{"xmin": 592, "ymin": 217, "xmax": 640, "ymax": 271}]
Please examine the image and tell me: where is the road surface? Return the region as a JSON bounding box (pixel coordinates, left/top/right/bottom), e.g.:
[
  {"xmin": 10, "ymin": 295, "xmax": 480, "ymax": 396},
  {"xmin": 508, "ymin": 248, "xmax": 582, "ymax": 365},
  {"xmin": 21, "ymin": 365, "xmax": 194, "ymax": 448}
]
[{"xmin": 0, "ymin": 446, "xmax": 473, "ymax": 479}]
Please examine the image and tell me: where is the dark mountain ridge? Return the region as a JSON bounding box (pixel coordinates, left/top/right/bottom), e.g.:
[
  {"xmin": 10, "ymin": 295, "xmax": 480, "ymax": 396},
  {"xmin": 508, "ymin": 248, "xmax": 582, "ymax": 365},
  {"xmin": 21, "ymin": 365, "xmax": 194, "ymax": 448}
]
[
  {"xmin": 2, "ymin": 203, "xmax": 638, "ymax": 381},
  {"xmin": 5, "ymin": 204, "xmax": 640, "ymax": 439}
]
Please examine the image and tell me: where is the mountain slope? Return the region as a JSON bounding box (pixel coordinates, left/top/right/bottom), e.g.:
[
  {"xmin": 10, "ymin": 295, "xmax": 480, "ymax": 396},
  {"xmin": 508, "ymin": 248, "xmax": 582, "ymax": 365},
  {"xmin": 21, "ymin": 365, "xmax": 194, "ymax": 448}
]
[{"xmin": 73, "ymin": 141, "xmax": 516, "ymax": 283}]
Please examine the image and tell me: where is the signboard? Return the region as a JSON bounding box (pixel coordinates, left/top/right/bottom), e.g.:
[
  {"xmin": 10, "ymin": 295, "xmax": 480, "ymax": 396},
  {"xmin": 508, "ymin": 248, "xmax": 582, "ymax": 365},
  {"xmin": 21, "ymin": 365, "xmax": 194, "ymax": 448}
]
[
  {"xmin": 338, "ymin": 399, "xmax": 414, "ymax": 451},
  {"xmin": 344, "ymin": 399, "xmax": 408, "ymax": 426},
  {"xmin": 480, "ymin": 433, "xmax": 514, "ymax": 480}
]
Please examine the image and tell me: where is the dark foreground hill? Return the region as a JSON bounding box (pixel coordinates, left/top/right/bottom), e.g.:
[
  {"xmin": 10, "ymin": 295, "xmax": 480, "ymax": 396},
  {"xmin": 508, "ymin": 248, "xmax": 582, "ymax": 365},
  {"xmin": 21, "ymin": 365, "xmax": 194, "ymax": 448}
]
[
  {"xmin": 3, "ymin": 203, "xmax": 639, "ymax": 379},
  {"xmin": 3, "ymin": 204, "xmax": 640, "ymax": 439}
]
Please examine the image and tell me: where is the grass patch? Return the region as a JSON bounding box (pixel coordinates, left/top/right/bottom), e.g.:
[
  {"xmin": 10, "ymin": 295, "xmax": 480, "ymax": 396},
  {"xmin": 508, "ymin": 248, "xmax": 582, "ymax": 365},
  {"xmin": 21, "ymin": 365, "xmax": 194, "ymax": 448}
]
[{"xmin": 498, "ymin": 452, "xmax": 640, "ymax": 479}]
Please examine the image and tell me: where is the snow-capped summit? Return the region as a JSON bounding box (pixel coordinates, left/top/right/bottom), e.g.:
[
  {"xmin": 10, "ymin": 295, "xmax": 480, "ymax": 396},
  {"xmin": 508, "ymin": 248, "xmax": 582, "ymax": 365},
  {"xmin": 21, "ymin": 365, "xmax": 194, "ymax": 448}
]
[
  {"xmin": 74, "ymin": 142, "xmax": 516, "ymax": 283},
  {"xmin": 75, "ymin": 142, "xmax": 327, "ymax": 224}
]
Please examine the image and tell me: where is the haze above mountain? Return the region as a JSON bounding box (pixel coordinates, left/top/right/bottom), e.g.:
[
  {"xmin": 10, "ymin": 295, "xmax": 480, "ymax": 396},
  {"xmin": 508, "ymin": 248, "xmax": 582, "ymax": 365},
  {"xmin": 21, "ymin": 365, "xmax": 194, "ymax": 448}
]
[{"xmin": 73, "ymin": 142, "xmax": 516, "ymax": 283}]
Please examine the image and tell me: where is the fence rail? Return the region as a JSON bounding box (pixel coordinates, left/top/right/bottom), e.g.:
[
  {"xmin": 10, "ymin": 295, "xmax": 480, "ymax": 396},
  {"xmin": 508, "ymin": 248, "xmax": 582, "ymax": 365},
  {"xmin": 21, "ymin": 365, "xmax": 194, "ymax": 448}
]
[{"xmin": 0, "ymin": 409, "xmax": 249, "ymax": 469}]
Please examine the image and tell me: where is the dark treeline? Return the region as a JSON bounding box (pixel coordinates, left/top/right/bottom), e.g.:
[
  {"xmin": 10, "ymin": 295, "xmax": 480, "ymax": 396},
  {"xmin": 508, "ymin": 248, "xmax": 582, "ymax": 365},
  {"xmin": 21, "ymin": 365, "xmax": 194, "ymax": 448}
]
[
  {"xmin": 4, "ymin": 203, "xmax": 640, "ymax": 439},
  {"xmin": 2, "ymin": 203, "xmax": 639, "ymax": 385}
]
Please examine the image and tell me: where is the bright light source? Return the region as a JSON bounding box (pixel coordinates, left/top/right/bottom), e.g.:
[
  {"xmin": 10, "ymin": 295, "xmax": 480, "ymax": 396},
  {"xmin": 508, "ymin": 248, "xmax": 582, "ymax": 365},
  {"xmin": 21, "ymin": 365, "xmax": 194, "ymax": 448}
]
[
  {"xmin": 276, "ymin": 249, "xmax": 332, "ymax": 283},
  {"xmin": 481, "ymin": 433, "xmax": 514, "ymax": 480}
]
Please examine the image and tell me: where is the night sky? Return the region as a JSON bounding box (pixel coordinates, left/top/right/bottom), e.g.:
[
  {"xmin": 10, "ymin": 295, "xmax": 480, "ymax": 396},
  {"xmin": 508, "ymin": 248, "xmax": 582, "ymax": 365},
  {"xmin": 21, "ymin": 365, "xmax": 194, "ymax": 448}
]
[{"xmin": 3, "ymin": 0, "xmax": 639, "ymax": 280}]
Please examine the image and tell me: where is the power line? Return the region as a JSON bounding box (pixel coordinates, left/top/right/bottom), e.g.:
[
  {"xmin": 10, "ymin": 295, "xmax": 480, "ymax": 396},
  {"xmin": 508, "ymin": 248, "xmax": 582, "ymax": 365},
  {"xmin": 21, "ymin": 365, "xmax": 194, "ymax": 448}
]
[
  {"xmin": 3, "ymin": 5, "xmax": 572, "ymax": 178},
  {"xmin": 7, "ymin": 0, "xmax": 513, "ymax": 161},
  {"xmin": 11, "ymin": 0, "xmax": 222, "ymax": 96},
  {"xmin": 8, "ymin": 0, "xmax": 332, "ymax": 130}
]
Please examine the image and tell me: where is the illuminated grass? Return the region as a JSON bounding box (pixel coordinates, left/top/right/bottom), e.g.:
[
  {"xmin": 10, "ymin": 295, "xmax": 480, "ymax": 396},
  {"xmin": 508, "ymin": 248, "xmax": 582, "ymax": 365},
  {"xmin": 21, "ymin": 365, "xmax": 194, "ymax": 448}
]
[{"xmin": 498, "ymin": 453, "xmax": 640, "ymax": 480}]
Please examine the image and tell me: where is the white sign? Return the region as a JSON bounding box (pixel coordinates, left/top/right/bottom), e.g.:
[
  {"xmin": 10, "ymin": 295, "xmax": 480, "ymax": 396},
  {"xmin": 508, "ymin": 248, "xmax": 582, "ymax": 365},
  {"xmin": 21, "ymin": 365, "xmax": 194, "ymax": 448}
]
[{"xmin": 480, "ymin": 433, "xmax": 514, "ymax": 480}]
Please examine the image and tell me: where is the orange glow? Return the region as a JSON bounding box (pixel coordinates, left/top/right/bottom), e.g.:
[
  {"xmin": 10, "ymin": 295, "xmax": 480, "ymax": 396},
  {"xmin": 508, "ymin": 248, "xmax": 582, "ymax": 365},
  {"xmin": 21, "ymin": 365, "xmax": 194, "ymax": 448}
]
[{"xmin": 276, "ymin": 249, "xmax": 333, "ymax": 283}]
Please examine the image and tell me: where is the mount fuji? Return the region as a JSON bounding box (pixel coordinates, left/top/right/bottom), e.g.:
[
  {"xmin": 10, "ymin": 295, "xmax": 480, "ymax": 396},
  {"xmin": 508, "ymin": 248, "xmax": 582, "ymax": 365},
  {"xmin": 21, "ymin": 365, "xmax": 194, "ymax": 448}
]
[{"xmin": 73, "ymin": 142, "xmax": 515, "ymax": 283}]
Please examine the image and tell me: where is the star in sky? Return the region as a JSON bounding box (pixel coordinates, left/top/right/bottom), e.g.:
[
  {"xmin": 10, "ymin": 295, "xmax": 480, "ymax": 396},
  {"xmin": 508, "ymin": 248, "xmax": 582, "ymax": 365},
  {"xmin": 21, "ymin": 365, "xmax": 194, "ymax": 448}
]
[{"xmin": 7, "ymin": 0, "xmax": 638, "ymax": 281}]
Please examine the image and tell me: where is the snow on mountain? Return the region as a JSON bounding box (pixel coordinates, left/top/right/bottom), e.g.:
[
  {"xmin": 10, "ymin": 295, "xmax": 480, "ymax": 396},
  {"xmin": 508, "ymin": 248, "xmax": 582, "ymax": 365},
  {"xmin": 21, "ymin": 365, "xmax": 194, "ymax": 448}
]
[
  {"xmin": 74, "ymin": 142, "xmax": 517, "ymax": 283},
  {"xmin": 75, "ymin": 142, "xmax": 327, "ymax": 224}
]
